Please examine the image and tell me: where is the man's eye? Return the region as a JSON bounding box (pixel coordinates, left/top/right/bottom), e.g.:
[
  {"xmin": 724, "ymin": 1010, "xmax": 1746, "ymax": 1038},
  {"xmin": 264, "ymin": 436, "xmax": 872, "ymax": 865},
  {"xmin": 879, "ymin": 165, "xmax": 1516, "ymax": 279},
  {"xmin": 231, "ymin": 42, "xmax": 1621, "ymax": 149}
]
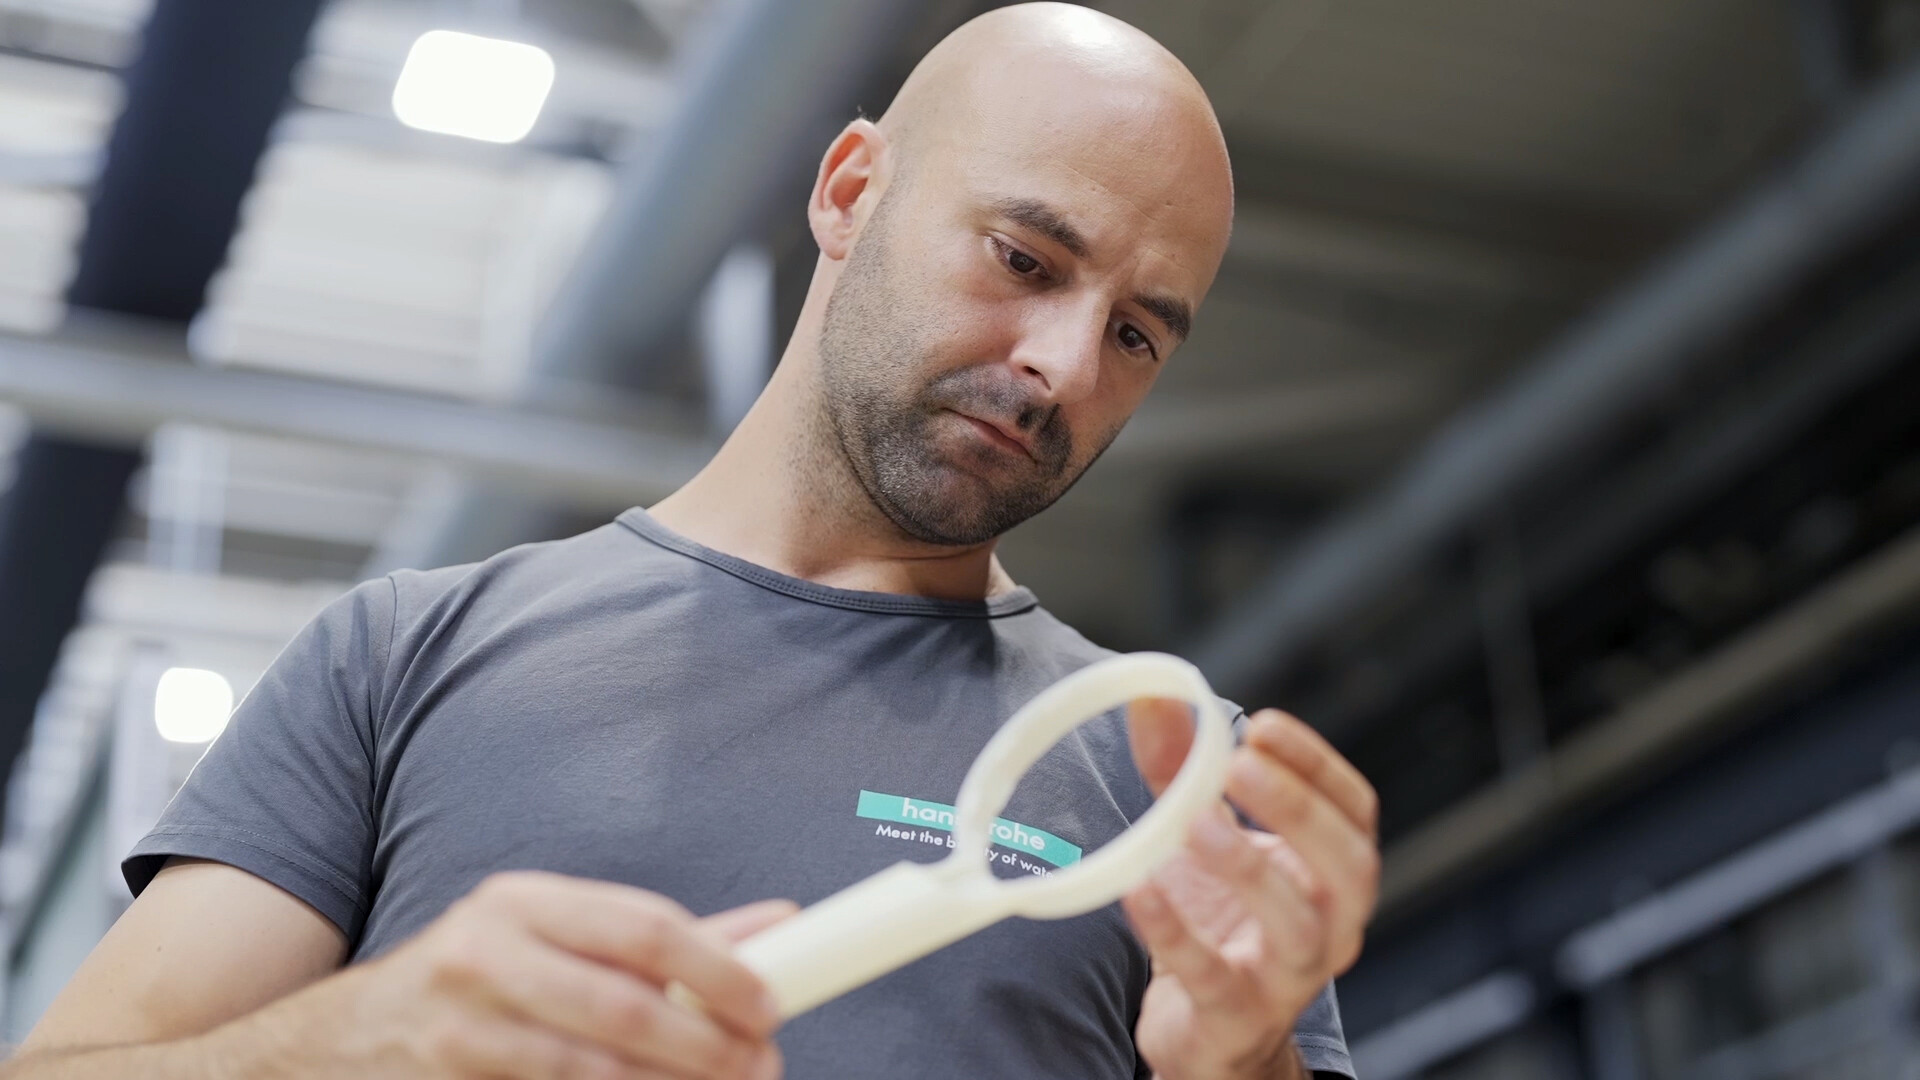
[
  {"xmin": 1117, "ymin": 324, "xmax": 1153, "ymax": 354},
  {"xmin": 990, "ymin": 237, "xmax": 1044, "ymax": 278}
]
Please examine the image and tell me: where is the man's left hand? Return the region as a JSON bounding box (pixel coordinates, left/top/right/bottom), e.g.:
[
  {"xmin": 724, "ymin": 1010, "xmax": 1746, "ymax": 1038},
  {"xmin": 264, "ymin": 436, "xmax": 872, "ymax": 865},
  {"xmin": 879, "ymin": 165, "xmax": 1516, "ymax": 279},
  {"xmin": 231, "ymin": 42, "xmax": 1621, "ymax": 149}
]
[{"xmin": 1122, "ymin": 702, "xmax": 1380, "ymax": 1080}]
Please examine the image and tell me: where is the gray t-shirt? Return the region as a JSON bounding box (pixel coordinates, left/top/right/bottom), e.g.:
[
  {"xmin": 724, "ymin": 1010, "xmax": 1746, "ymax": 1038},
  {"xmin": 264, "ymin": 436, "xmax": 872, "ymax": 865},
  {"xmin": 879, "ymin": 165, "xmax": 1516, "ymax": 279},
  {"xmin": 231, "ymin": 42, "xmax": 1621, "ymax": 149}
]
[{"xmin": 125, "ymin": 508, "xmax": 1353, "ymax": 1078}]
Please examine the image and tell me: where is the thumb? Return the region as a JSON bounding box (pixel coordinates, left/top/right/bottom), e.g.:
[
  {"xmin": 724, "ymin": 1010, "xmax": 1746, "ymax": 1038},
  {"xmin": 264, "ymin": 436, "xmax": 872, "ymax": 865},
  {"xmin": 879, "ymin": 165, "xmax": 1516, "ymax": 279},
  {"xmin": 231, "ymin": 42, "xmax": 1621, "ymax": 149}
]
[
  {"xmin": 1127, "ymin": 697, "xmax": 1196, "ymax": 799},
  {"xmin": 700, "ymin": 898, "xmax": 800, "ymax": 945}
]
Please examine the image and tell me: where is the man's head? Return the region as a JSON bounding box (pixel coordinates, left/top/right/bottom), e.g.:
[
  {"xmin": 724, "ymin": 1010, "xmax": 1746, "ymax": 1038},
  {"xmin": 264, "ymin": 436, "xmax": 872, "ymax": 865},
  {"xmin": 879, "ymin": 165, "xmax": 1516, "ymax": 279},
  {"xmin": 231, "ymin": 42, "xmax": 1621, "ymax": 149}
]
[{"xmin": 803, "ymin": 3, "xmax": 1233, "ymax": 545}]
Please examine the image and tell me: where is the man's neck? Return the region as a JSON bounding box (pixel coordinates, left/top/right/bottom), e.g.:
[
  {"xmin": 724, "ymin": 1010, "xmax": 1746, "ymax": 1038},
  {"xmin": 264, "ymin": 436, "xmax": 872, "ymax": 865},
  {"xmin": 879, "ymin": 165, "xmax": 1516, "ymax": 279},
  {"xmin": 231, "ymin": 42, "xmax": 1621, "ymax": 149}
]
[{"xmin": 647, "ymin": 361, "xmax": 1019, "ymax": 603}]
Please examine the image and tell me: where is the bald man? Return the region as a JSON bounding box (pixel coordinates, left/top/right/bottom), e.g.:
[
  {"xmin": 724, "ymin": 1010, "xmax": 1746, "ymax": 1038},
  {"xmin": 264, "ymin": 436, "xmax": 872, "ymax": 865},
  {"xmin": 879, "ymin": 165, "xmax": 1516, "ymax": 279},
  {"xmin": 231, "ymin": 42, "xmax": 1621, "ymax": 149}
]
[{"xmin": 10, "ymin": 6, "xmax": 1372, "ymax": 1078}]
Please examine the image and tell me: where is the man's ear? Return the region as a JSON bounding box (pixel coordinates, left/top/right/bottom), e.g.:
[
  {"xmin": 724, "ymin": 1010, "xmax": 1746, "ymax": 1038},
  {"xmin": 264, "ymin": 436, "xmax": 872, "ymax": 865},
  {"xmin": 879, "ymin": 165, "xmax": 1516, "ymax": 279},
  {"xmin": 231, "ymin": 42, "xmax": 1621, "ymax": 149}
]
[{"xmin": 809, "ymin": 118, "xmax": 888, "ymax": 261}]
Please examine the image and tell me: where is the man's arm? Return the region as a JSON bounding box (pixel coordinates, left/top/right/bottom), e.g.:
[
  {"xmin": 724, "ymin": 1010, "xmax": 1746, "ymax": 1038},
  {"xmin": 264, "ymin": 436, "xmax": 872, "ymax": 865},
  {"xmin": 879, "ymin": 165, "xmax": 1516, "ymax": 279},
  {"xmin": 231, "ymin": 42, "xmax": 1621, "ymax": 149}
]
[
  {"xmin": 5, "ymin": 859, "xmax": 793, "ymax": 1080},
  {"xmin": 5, "ymin": 857, "xmax": 347, "ymax": 1075}
]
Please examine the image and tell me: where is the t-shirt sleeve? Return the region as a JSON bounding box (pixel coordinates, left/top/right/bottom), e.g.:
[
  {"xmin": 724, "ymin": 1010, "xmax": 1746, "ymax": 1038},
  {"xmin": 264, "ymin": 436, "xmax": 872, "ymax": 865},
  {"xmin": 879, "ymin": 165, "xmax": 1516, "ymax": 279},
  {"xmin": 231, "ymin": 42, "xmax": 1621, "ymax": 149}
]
[
  {"xmin": 1228, "ymin": 702, "xmax": 1358, "ymax": 1076},
  {"xmin": 1130, "ymin": 981, "xmax": 1352, "ymax": 1078},
  {"xmin": 1295, "ymin": 982, "xmax": 1355, "ymax": 1077},
  {"xmin": 121, "ymin": 575, "xmax": 395, "ymax": 941}
]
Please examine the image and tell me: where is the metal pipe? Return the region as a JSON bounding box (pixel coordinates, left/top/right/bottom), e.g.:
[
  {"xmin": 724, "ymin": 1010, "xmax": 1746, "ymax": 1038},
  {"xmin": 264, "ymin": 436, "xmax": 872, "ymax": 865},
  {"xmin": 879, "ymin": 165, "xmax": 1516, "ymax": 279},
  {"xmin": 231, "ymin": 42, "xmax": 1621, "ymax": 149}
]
[
  {"xmin": 533, "ymin": 0, "xmax": 925, "ymax": 389},
  {"xmin": 1558, "ymin": 765, "xmax": 1920, "ymax": 987},
  {"xmin": 1191, "ymin": 56, "xmax": 1920, "ymax": 698},
  {"xmin": 405, "ymin": 0, "xmax": 927, "ymax": 568}
]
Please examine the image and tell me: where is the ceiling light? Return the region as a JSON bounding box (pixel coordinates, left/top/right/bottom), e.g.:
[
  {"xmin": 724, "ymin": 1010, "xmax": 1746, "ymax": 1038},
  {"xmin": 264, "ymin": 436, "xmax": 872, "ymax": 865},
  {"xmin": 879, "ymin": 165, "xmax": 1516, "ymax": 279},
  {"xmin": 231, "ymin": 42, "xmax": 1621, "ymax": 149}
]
[
  {"xmin": 391, "ymin": 30, "xmax": 555, "ymax": 144},
  {"xmin": 154, "ymin": 666, "xmax": 234, "ymax": 744}
]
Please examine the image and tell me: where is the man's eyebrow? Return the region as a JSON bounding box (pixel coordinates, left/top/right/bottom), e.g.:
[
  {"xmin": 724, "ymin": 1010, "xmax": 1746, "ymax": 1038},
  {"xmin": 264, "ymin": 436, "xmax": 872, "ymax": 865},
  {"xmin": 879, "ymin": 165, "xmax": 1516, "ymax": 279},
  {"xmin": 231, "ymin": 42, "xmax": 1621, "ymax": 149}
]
[
  {"xmin": 990, "ymin": 197, "xmax": 1194, "ymax": 345},
  {"xmin": 1136, "ymin": 293, "xmax": 1192, "ymax": 345},
  {"xmin": 991, "ymin": 198, "xmax": 1091, "ymax": 259}
]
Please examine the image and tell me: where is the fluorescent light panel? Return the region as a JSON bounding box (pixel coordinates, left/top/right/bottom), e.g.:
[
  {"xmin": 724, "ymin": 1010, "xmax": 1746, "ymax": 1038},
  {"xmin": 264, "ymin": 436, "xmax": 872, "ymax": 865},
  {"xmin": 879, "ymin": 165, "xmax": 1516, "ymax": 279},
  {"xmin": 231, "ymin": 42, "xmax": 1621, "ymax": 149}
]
[
  {"xmin": 154, "ymin": 666, "xmax": 234, "ymax": 744},
  {"xmin": 391, "ymin": 30, "xmax": 554, "ymax": 144}
]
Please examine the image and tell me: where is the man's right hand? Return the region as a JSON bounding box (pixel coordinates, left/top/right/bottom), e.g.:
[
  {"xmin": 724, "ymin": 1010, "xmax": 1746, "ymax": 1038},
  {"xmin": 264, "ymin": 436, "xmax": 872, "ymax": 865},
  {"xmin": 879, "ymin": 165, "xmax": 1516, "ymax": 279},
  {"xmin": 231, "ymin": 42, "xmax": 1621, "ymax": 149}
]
[
  {"xmin": 303, "ymin": 871, "xmax": 794, "ymax": 1079},
  {"xmin": 8, "ymin": 862, "xmax": 795, "ymax": 1080}
]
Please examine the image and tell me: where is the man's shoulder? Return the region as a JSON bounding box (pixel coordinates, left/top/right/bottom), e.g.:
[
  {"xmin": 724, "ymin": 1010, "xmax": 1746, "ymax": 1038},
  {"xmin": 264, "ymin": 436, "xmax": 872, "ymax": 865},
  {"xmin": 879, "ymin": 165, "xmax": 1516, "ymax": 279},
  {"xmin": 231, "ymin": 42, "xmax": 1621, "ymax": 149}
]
[
  {"xmin": 1000, "ymin": 600, "xmax": 1114, "ymax": 665},
  {"xmin": 1007, "ymin": 605, "xmax": 1248, "ymax": 729},
  {"xmin": 385, "ymin": 518, "xmax": 643, "ymax": 607}
]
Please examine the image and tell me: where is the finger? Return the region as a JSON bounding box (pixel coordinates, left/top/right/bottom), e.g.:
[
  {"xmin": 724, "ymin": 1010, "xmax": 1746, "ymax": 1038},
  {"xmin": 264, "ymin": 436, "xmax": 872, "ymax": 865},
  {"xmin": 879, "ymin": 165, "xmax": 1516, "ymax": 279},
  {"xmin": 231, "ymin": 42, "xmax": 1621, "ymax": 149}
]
[
  {"xmin": 1243, "ymin": 710, "xmax": 1379, "ymax": 837},
  {"xmin": 480, "ymin": 873, "xmax": 781, "ymax": 1038},
  {"xmin": 1226, "ymin": 750, "xmax": 1380, "ymax": 922},
  {"xmin": 1126, "ymin": 697, "xmax": 1195, "ymax": 798},
  {"xmin": 437, "ymin": 1010, "xmax": 673, "ymax": 1080},
  {"xmin": 699, "ymin": 899, "xmax": 799, "ymax": 945},
  {"xmin": 1183, "ymin": 814, "xmax": 1334, "ymax": 978},
  {"xmin": 477, "ymin": 926, "xmax": 771, "ymax": 1079},
  {"xmin": 1121, "ymin": 878, "xmax": 1258, "ymax": 1013}
]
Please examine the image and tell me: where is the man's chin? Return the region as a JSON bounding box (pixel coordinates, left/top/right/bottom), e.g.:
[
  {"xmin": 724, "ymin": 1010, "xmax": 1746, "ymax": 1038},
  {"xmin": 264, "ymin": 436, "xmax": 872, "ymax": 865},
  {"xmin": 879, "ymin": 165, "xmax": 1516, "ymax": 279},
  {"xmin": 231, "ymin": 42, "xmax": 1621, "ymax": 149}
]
[
  {"xmin": 866, "ymin": 441, "xmax": 1067, "ymax": 543},
  {"xmin": 887, "ymin": 490, "xmax": 1000, "ymax": 547}
]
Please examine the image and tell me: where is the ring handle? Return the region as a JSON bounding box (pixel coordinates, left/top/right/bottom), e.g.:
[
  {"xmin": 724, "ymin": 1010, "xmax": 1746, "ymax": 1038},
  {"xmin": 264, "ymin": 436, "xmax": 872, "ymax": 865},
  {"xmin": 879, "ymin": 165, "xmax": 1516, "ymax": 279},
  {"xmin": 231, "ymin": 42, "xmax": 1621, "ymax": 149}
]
[
  {"xmin": 709, "ymin": 653, "xmax": 1233, "ymax": 1018},
  {"xmin": 951, "ymin": 652, "xmax": 1232, "ymax": 918}
]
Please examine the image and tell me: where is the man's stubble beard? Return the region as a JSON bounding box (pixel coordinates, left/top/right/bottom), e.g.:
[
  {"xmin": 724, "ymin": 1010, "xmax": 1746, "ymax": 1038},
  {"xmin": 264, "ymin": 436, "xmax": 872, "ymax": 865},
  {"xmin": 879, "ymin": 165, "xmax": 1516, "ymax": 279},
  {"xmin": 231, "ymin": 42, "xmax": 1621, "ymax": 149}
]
[{"xmin": 812, "ymin": 187, "xmax": 1123, "ymax": 547}]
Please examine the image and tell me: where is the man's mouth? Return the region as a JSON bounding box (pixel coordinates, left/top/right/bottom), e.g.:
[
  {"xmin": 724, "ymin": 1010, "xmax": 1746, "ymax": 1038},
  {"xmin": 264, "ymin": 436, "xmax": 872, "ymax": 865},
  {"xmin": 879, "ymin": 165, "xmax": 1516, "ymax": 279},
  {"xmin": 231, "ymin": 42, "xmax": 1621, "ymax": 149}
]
[{"xmin": 949, "ymin": 409, "xmax": 1036, "ymax": 461}]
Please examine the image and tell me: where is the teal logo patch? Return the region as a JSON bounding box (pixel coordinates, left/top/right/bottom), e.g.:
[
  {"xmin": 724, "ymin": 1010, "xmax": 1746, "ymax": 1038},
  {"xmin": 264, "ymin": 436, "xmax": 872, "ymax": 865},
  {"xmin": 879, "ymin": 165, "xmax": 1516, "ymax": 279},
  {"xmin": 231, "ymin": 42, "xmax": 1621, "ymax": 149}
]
[{"xmin": 856, "ymin": 789, "xmax": 1083, "ymax": 868}]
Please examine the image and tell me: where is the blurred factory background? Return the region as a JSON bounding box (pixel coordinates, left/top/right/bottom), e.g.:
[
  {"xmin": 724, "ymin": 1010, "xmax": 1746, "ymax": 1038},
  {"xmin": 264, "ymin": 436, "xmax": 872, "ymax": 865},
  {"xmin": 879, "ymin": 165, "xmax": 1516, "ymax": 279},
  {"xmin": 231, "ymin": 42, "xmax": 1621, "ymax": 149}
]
[{"xmin": 1, "ymin": 0, "xmax": 1918, "ymax": 1076}]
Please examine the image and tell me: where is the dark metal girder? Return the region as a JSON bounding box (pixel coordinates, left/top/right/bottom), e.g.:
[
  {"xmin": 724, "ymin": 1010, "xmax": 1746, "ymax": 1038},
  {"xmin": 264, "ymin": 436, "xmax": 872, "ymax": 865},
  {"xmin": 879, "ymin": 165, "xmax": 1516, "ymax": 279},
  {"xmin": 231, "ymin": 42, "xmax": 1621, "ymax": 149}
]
[
  {"xmin": 0, "ymin": 0, "xmax": 326, "ymax": 836},
  {"xmin": 1339, "ymin": 628, "xmax": 1920, "ymax": 1038},
  {"xmin": 1191, "ymin": 53, "xmax": 1920, "ymax": 701},
  {"xmin": 1300, "ymin": 244, "xmax": 1920, "ymax": 746}
]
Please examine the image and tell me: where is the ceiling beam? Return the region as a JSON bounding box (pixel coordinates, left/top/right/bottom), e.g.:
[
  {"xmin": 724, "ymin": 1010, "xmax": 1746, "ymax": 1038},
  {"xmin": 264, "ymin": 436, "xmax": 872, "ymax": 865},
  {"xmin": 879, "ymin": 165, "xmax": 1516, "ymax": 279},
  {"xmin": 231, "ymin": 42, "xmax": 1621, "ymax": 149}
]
[
  {"xmin": 1191, "ymin": 56, "xmax": 1920, "ymax": 700},
  {"xmin": 0, "ymin": 319, "xmax": 710, "ymax": 506}
]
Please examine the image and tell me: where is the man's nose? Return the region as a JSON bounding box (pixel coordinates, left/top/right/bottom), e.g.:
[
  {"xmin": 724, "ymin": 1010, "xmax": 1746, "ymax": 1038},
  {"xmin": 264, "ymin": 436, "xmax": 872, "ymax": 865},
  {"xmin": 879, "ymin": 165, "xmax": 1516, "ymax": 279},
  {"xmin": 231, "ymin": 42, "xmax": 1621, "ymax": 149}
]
[{"xmin": 1009, "ymin": 302, "xmax": 1104, "ymax": 407}]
